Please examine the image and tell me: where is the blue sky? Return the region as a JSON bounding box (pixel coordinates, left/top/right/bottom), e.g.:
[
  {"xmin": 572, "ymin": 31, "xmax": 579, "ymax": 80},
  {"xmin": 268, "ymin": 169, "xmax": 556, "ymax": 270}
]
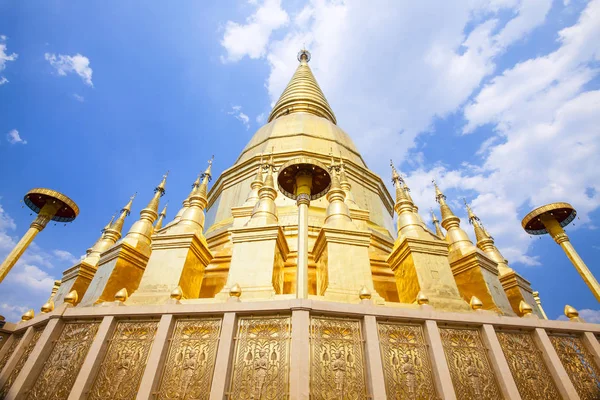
[{"xmin": 0, "ymin": 0, "xmax": 598, "ymax": 322}]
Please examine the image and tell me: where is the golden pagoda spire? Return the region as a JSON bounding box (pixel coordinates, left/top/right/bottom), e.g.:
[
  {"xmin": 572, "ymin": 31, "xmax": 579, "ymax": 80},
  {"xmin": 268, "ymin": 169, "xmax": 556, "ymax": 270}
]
[
  {"xmin": 102, "ymin": 193, "xmax": 135, "ymax": 243},
  {"xmin": 324, "ymin": 166, "xmax": 353, "ymax": 228},
  {"xmin": 430, "ymin": 208, "xmax": 444, "ymax": 237},
  {"xmin": 464, "ymin": 199, "xmax": 513, "ymax": 275},
  {"xmin": 243, "ymin": 154, "xmax": 264, "ymax": 206},
  {"xmin": 390, "ymin": 160, "xmax": 413, "ymax": 211},
  {"xmin": 268, "ymin": 49, "xmax": 337, "ymax": 124},
  {"xmin": 433, "ymin": 180, "xmax": 475, "ymax": 253},
  {"xmin": 338, "ymin": 154, "xmax": 358, "ymax": 208},
  {"xmin": 123, "ymin": 173, "xmax": 168, "ymax": 249},
  {"xmin": 247, "ymin": 152, "xmax": 278, "ymax": 226},
  {"xmin": 154, "ymin": 203, "xmax": 168, "ymax": 231},
  {"xmin": 172, "ymin": 157, "xmax": 213, "ymax": 234},
  {"xmin": 172, "ymin": 174, "xmax": 201, "ymax": 224},
  {"xmin": 86, "ymin": 214, "xmax": 115, "ymax": 255}
]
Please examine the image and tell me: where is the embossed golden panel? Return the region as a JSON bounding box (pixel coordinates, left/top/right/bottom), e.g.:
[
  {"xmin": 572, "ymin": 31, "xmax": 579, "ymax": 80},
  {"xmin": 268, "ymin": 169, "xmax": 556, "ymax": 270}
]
[
  {"xmin": 228, "ymin": 316, "xmax": 290, "ymax": 400},
  {"xmin": 439, "ymin": 327, "xmax": 501, "ymax": 399},
  {"xmin": 0, "ymin": 332, "xmax": 23, "ymax": 374},
  {"xmin": 0, "ymin": 327, "xmax": 43, "ymax": 398},
  {"xmin": 310, "ymin": 316, "xmax": 368, "ymax": 400},
  {"xmin": 88, "ymin": 320, "xmax": 158, "ymax": 400},
  {"xmin": 27, "ymin": 321, "xmax": 100, "ymax": 400},
  {"xmin": 377, "ymin": 321, "xmax": 437, "ymax": 399},
  {"xmin": 496, "ymin": 330, "xmax": 560, "ymax": 400},
  {"xmin": 550, "ymin": 333, "xmax": 600, "ymax": 400},
  {"xmin": 157, "ymin": 318, "xmax": 222, "ymax": 400}
]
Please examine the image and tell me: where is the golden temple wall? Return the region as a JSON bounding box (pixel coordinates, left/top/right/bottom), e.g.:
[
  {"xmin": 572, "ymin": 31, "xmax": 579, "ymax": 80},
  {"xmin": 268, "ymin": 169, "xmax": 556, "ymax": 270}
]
[{"xmin": 0, "ymin": 299, "xmax": 599, "ymax": 399}]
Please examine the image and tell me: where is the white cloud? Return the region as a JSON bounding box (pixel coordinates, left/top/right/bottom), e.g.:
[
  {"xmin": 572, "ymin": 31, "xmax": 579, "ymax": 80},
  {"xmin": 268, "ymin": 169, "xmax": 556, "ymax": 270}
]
[
  {"xmin": 45, "ymin": 52, "xmax": 94, "ymax": 87},
  {"xmin": 52, "ymin": 249, "xmax": 79, "ymax": 264},
  {"xmin": 73, "ymin": 93, "xmax": 85, "ymax": 102},
  {"xmin": 0, "ymin": 303, "xmax": 28, "ymax": 324},
  {"xmin": 221, "ymin": 0, "xmax": 289, "ymax": 62},
  {"xmin": 0, "ymin": 35, "xmax": 17, "ymax": 85},
  {"xmin": 557, "ymin": 308, "xmax": 600, "ymax": 323},
  {"xmin": 6, "ymin": 129, "xmax": 27, "ymax": 145},
  {"xmin": 228, "ymin": 105, "xmax": 250, "ymax": 129},
  {"xmin": 10, "ymin": 264, "xmax": 55, "ymax": 292}
]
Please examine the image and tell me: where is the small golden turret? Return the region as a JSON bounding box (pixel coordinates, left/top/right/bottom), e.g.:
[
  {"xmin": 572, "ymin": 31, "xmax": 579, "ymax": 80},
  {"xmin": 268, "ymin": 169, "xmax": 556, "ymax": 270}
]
[
  {"xmin": 430, "ymin": 209, "xmax": 444, "ymax": 237},
  {"xmin": 247, "ymin": 154, "xmax": 278, "ymax": 226},
  {"xmin": 21, "ymin": 309, "xmax": 34, "ymax": 321},
  {"xmin": 114, "ymin": 288, "xmax": 128, "ymax": 303},
  {"xmin": 170, "ymin": 286, "xmax": 183, "ymax": 301},
  {"xmin": 470, "ymin": 296, "xmax": 483, "ymax": 310},
  {"xmin": 533, "ymin": 291, "xmax": 549, "ymax": 319},
  {"xmin": 87, "ymin": 214, "xmax": 115, "ymax": 255},
  {"xmin": 390, "ymin": 161, "xmax": 424, "ymax": 237},
  {"xmin": 154, "ymin": 203, "xmax": 168, "ymax": 231},
  {"xmin": 433, "ymin": 180, "xmax": 475, "ymax": 254},
  {"xmin": 172, "ymin": 175, "xmax": 201, "ymax": 224},
  {"xmin": 338, "ymin": 155, "xmax": 359, "ymax": 209},
  {"xmin": 416, "ymin": 291, "xmax": 430, "ymax": 305},
  {"xmin": 464, "ymin": 199, "xmax": 512, "ymax": 275},
  {"xmin": 358, "ymin": 286, "xmax": 372, "ymax": 300},
  {"xmin": 519, "ymin": 300, "xmax": 534, "ymax": 317},
  {"xmin": 84, "ymin": 196, "xmax": 136, "ymax": 265},
  {"xmin": 64, "ymin": 290, "xmax": 78, "ymax": 305},
  {"xmin": 243, "ymin": 155, "xmax": 264, "ymax": 206},
  {"xmin": 564, "ymin": 305, "xmax": 585, "ymax": 322},
  {"xmin": 173, "ymin": 157, "xmax": 213, "ymax": 234},
  {"xmin": 324, "ymin": 167, "xmax": 353, "ymax": 229},
  {"xmin": 122, "ymin": 174, "xmax": 168, "ymax": 250}
]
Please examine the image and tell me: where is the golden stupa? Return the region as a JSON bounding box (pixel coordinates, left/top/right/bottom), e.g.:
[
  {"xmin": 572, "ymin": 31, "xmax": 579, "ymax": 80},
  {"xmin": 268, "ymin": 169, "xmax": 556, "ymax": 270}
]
[{"xmin": 0, "ymin": 49, "xmax": 599, "ymax": 400}]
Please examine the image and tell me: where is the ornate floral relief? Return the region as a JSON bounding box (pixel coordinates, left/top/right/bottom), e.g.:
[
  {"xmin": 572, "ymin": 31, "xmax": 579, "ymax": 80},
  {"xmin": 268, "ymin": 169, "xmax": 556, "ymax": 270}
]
[
  {"xmin": 27, "ymin": 321, "xmax": 100, "ymax": 400},
  {"xmin": 377, "ymin": 322, "xmax": 437, "ymax": 400},
  {"xmin": 0, "ymin": 332, "xmax": 23, "ymax": 374},
  {"xmin": 89, "ymin": 320, "xmax": 158, "ymax": 400},
  {"xmin": 496, "ymin": 330, "xmax": 559, "ymax": 400},
  {"xmin": 228, "ymin": 316, "xmax": 290, "ymax": 400},
  {"xmin": 439, "ymin": 327, "xmax": 501, "ymax": 399},
  {"xmin": 0, "ymin": 327, "xmax": 43, "ymax": 398},
  {"xmin": 550, "ymin": 334, "xmax": 600, "ymax": 400},
  {"xmin": 310, "ymin": 316, "xmax": 368, "ymax": 400},
  {"xmin": 157, "ymin": 318, "xmax": 222, "ymax": 400}
]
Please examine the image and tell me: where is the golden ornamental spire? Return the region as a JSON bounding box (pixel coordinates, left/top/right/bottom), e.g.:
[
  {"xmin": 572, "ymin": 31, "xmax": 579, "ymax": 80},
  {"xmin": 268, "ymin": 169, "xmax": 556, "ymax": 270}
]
[
  {"xmin": 123, "ymin": 173, "xmax": 168, "ymax": 249},
  {"xmin": 268, "ymin": 49, "xmax": 337, "ymax": 124},
  {"xmin": 243, "ymin": 154, "xmax": 265, "ymax": 206},
  {"xmin": 172, "ymin": 174, "xmax": 201, "ymax": 224},
  {"xmin": 324, "ymin": 167, "xmax": 353, "ymax": 228},
  {"xmin": 430, "ymin": 208, "xmax": 444, "ymax": 237},
  {"xmin": 464, "ymin": 199, "xmax": 513, "ymax": 275},
  {"xmin": 247, "ymin": 153, "xmax": 278, "ymax": 226},
  {"xmin": 172, "ymin": 157, "xmax": 214, "ymax": 234},
  {"xmin": 338, "ymin": 154, "xmax": 358, "ymax": 208},
  {"xmin": 433, "ymin": 180, "xmax": 457, "ymax": 223},
  {"xmin": 196, "ymin": 155, "xmax": 214, "ymax": 204},
  {"xmin": 104, "ymin": 193, "xmax": 136, "ymax": 241},
  {"xmin": 154, "ymin": 203, "xmax": 168, "ymax": 231},
  {"xmin": 86, "ymin": 214, "xmax": 115, "ymax": 255}
]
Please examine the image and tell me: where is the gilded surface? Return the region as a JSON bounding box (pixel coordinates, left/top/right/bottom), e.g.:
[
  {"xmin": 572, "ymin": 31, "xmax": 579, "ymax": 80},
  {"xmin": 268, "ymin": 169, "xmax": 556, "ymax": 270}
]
[
  {"xmin": 439, "ymin": 327, "xmax": 501, "ymax": 399},
  {"xmin": 496, "ymin": 331, "xmax": 560, "ymax": 400},
  {"xmin": 157, "ymin": 318, "xmax": 222, "ymax": 400},
  {"xmin": 0, "ymin": 328, "xmax": 43, "ymax": 398},
  {"xmin": 550, "ymin": 334, "xmax": 600, "ymax": 399},
  {"xmin": 377, "ymin": 322, "xmax": 437, "ymax": 400},
  {"xmin": 228, "ymin": 316, "xmax": 290, "ymax": 400},
  {"xmin": 27, "ymin": 321, "xmax": 100, "ymax": 400},
  {"xmin": 89, "ymin": 320, "xmax": 158, "ymax": 400},
  {"xmin": 0, "ymin": 333, "xmax": 23, "ymax": 373},
  {"xmin": 310, "ymin": 316, "xmax": 368, "ymax": 400}
]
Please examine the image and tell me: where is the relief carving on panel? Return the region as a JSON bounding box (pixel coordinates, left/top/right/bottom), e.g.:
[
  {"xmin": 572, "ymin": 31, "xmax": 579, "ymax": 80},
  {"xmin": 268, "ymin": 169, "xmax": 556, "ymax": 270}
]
[
  {"xmin": 0, "ymin": 332, "xmax": 23, "ymax": 373},
  {"xmin": 378, "ymin": 322, "xmax": 437, "ymax": 400},
  {"xmin": 0, "ymin": 327, "xmax": 43, "ymax": 398},
  {"xmin": 550, "ymin": 334, "xmax": 600, "ymax": 400},
  {"xmin": 439, "ymin": 327, "xmax": 501, "ymax": 399},
  {"xmin": 157, "ymin": 318, "xmax": 222, "ymax": 400},
  {"xmin": 228, "ymin": 316, "xmax": 290, "ymax": 400},
  {"xmin": 496, "ymin": 330, "xmax": 560, "ymax": 400},
  {"xmin": 27, "ymin": 321, "xmax": 100, "ymax": 400},
  {"xmin": 89, "ymin": 320, "xmax": 158, "ymax": 400},
  {"xmin": 310, "ymin": 316, "xmax": 368, "ymax": 400}
]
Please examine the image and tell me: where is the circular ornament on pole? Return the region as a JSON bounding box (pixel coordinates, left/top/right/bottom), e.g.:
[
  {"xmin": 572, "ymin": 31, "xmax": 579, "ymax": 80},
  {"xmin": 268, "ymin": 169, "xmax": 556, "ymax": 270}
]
[
  {"xmin": 277, "ymin": 157, "xmax": 332, "ymax": 201},
  {"xmin": 521, "ymin": 202, "xmax": 576, "ymax": 235},
  {"xmin": 24, "ymin": 188, "xmax": 79, "ymax": 222}
]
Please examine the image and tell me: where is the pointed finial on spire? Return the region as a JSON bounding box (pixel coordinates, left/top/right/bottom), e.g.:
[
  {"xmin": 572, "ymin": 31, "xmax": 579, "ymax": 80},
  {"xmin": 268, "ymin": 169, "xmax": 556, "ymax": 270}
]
[
  {"xmin": 122, "ymin": 193, "xmax": 136, "ymax": 216},
  {"xmin": 156, "ymin": 172, "xmax": 168, "ymax": 196},
  {"xmin": 201, "ymin": 156, "xmax": 214, "ymax": 182},
  {"xmin": 463, "ymin": 198, "xmax": 479, "ymax": 223},
  {"xmin": 391, "ymin": 160, "xmax": 401, "ymax": 184},
  {"xmin": 196, "ymin": 156, "xmax": 214, "ymax": 204},
  {"xmin": 154, "ymin": 203, "xmax": 168, "ymax": 231},
  {"xmin": 103, "ymin": 214, "xmax": 116, "ymax": 232},
  {"xmin": 430, "ymin": 208, "xmax": 444, "ymax": 237},
  {"xmin": 297, "ymin": 48, "xmax": 311, "ymax": 63},
  {"xmin": 433, "ymin": 179, "xmax": 446, "ymax": 204}
]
